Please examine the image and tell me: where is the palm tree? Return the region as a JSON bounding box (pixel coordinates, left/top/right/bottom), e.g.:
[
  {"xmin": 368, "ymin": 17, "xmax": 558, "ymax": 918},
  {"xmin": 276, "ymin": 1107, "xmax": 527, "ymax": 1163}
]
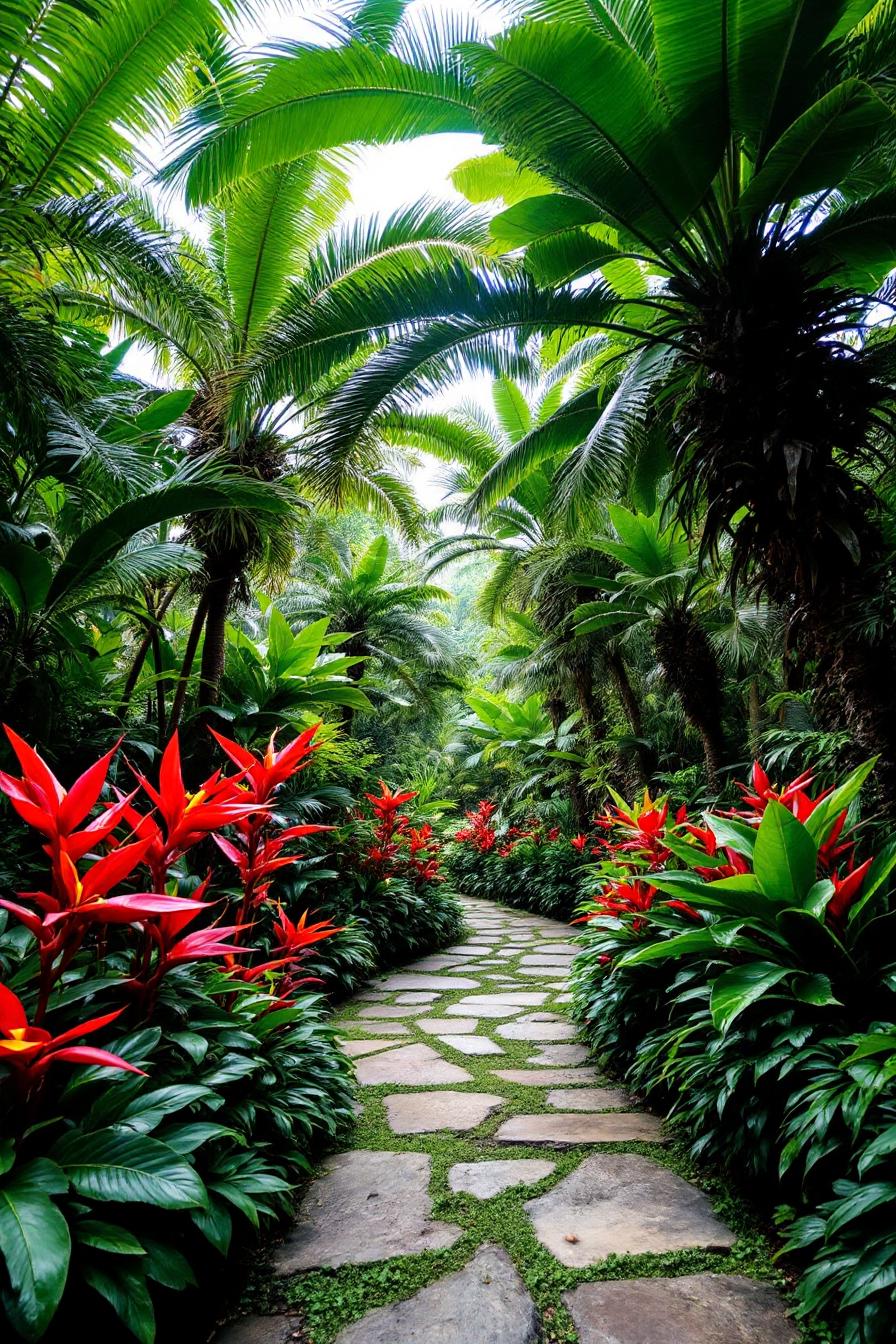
[
  {"xmin": 300, "ymin": 2, "xmax": 896, "ymax": 791},
  {"xmin": 282, "ymin": 534, "xmax": 461, "ymax": 729},
  {"xmin": 574, "ymin": 504, "xmax": 729, "ymax": 786}
]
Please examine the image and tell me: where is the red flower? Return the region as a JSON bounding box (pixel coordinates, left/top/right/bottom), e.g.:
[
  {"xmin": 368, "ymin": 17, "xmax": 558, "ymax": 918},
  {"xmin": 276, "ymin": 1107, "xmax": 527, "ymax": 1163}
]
[
  {"xmin": 0, "ymin": 983, "xmax": 144, "ymax": 1080},
  {"xmin": 365, "ymin": 781, "xmax": 418, "ymax": 818},
  {"xmin": 570, "ymin": 834, "xmax": 588, "ymax": 852},
  {"xmin": 827, "ymin": 858, "xmax": 873, "ymax": 924},
  {"xmin": 209, "ymin": 725, "xmax": 322, "ymax": 804}
]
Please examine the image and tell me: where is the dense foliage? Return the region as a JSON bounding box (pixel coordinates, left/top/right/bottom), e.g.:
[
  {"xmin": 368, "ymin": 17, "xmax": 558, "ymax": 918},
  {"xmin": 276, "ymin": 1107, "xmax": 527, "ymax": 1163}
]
[
  {"xmin": 569, "ymin": 762, "xmax": 896, "ymax": 1344},
  {"xmin": 2, "ymin": 0, "xmax": 896, "ymax": 1338}
]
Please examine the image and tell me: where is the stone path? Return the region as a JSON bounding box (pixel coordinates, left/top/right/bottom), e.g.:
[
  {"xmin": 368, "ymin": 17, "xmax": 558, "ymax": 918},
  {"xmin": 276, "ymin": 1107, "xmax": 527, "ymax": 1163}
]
[{"xmin": 219, "ymin": 896, "xmax": 798, "ymax": 1343}]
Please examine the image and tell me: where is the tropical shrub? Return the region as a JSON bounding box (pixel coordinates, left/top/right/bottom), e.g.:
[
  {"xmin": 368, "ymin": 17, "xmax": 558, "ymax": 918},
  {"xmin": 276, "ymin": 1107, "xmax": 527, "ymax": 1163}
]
[
  {"xmin": 444, "ymin": 801, "xmax": 587, "ymax": 920},
  {"xmin": 318, "ymin": 781, "xmax": 465, "ymax": 969},
  {"xmin": 0, "ymin": 725, "xmax": 354, "ymax": 1341},
  {"xmin": 570, "ymin": 762, "xmax": 896, "ymax": 1343}
]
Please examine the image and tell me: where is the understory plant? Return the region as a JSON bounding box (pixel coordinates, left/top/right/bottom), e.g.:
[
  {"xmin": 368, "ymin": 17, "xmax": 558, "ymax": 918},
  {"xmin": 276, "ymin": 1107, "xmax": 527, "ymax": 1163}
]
[
  {"xmin": 444, "ymin": 800, "xmax": 587, "ymax": 920},
  {"xmin": 0, "ymin": 725, "xmax": 354, "ymax": 1341},
  {"xmin": 570, "ymin": 763, "xmax": 896, "ymax": 1343}
]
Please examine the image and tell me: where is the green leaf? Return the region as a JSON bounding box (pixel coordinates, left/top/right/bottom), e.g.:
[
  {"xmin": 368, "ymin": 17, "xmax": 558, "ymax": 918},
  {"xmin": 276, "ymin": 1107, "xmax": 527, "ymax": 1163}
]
[
  {"xmin": 741, "ymin": 80, "xmax": 893, "ymax": 214},
  {"xmin": 489, "ymin": 194, "xmax": 604, "ymax": 249},
  {"xmin": 705, "ymin": 812, "xmax": 757, "ymax": 858},
  {"xmin": 74, "ymin": 1220, "xmax": 145, "ymax": 1256},
  {"xmin": 51, "ymin": 1130, "xmax": 207, "ymax": 1209},
  {"xmin": 82, "ymin": 1261, "xmax": 154, "ymax": 1344},
  {"xmin": 451, "ymin": 149, "xmax": 555, "ymax": 205},
  {"xmin": 804, "ymin": 756, "xmax": 877, "ymax": 843},
  {"xmin": 618, "ymin": 928, "xmax": 722, "ymax": 967},
  {"xmin": 710, "ymin": 960, "xmax": 793, "ymax": 1032},
  {"xmin": 792, "ymin": 972, "xmax": 839, "ymax": 1006},
  {"xmin": 133, "ymin": 389, "xmax": 195, "ymax": 433},
  {"xmin": 0, "ymin": 1160, "xmax": 70, "ymax": 1340},
  {"xmin": 753, "ymin": 800, "xmax": 818, "ymax": 904},
  {"xmin": 0, "ymin": 544, "xmax": 53, "ymax": 615}
]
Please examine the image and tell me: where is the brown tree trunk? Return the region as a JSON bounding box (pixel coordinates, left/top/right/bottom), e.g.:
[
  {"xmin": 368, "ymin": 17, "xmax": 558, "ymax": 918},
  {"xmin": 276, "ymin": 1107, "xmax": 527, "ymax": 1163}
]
[
  {"xmin": 197, "ymin": 571, "xmax": 235, "ymax": 708},
  {"xmin": 654, "ymin": 607, "xmax": 727, "ymax": 791},
  {"xmin": 605, "ymin": 648, "xmax": 654, "ymax": 785},
  {"xmin": 169, "ymin": 591, "xmax": 208, "ymax": 732}
]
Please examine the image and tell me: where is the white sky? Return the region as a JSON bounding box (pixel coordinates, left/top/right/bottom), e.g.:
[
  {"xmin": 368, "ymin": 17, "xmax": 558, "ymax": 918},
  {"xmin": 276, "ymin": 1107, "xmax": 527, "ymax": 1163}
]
[{"xmin": 123, "ymin": 0, "xmax": 509, "ymax": 511}]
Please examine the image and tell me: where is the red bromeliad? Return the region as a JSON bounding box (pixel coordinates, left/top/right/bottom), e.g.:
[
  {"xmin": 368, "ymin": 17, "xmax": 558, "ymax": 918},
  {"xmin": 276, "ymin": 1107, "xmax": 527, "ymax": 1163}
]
[{"xmin": 0, "ymin": 983, "xmax": 144, "ymax": 1089}]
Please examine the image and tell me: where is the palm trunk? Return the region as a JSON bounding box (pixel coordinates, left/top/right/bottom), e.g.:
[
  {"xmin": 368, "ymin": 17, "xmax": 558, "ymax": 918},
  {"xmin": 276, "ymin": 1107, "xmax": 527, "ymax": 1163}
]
[
  {"xmin": 118, "ymin": 583, "xmax": 181, "ymax": 720},
  {"xmin": 748, "ymin": 678, "xmax": 763, "ymax": 757},
  {"xmin": 197, "ymin": 572, "xmax": 235, "ymax": 708},
  {"xmin": 654, "ymin": 608, "xmax": 727, "ymax": 791},
  {"xmin": 169, "ymin": 591, "xmax": 208, "ymax": 733},
  {"xmin": 605, "ymin": 648, "xmax": 654, "ymax": 785}
]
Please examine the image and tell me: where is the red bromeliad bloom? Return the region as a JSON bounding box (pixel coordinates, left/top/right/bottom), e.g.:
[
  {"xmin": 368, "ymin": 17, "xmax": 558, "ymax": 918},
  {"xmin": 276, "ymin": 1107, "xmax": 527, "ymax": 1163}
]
[
  {"xmin": 131, "ymin": 734, "xmax": 263, "ymax": 884},
  {"xmin": 826, "ymin": 858, "xmax": 873, "ymax": 925},
  {"xmin": 570, "ymin": 834, "xmax": 589, "ymax": 852},
  {"xmin": 215, "ymin": 823, "xmax": 332, "ymax": 913},
  {"xmin": 210, "ymin": 724, "xmax": 322, "ymax": 805},
  {"xmin": 365, "ymin": 781, "xmax": 418, "ymax": 819},
  {"xmin": 736, "ymin": 761, "xmax": 821, "ymax": 819},
  {"xmin": 454, "ymin": 800, "xmax": 498, "ymax": 852},
  {"xmin": 0, "ymin": 984, "xmax": 144, "ymax": 1081},
  {"xmin": 593, "ymin": 792, "xmax": 681, "ymax": 870}
]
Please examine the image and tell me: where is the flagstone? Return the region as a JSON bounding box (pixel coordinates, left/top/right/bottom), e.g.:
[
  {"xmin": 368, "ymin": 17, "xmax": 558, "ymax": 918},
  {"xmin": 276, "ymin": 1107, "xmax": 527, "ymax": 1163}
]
[
  {"xmin": 520, "ymin": 954, "xmax": 577, "ymax": 967},
  {"xmin": 357, "ymin": 1004, "xmax": 421, "ymax": 1018},
  {"xmin": 342, "ymin": 1039, "xmax": 404, "ymax": 1058},
  {"xmin": 546, "ymin": 1086, "xmax": 633, "ymax": 1111},
  {"xmin": 456, "ymin": 992, "xmax": 548, "ymax": 1006},
  {"xmin": 446, "ymin": 1002, "xmax": 525, "ymax": 1019},
  {"xmin": 335, "ymin": 1019, "xmax": 409, "ymax": 1036},
  {"xmin": 378, "ymin": 974, "xmax": 480, "ymax": 990},
  {"xmin": 418, "ymin": 1017, "xmax": 477, "ymax": 1034},
  {"xmin": 528, "ymin": 1042, "xmax": 591, "ymax": 1065},
  {"xmin": 213, "ymin": 1314, "xmax": 302, "ymax": 1343},
  {"xmin": 354, "ymin": 990, "xmax": 390, "ymax": 1001},
  {"xmin": 273, "ymin": 1151, "xmax": 462, "ymax": 1272},
  {"xmin": 497, "ymin": 1020, "xmax": 578, "ymax": 1041},
  {"xmin": 394, "ymin": 991, "xmax": 440, "ymax": 1004},
  {"xmin": 493, "ymin": 1067, "xmax": 600, "ymax": 1085},
  {"xmin": 525, "ymin": 1154, "xmax": 736, "ymax": 1267},
  {"xmin": 563, "ymin": 1274, "xmax": 798, "ymax": 1344},
  {"xmin": 515, "ymin": 965, "xmax": 569, "ymax": 978},
  {"xmin": 437, "ymin": 1034, "xmax": 505, "ymax": 1055},
  {"xmin": 354, "ymin": 1043, "xmax": 473, "ymax": 1086},
  {"xmin": 332, "ymin": 1244, "xmax": 539, "ymax": 1344},
  {"xmin": 403, "ymin": 957, "xmax": 467, "ymax": 972},
  {"xmin": 385, "ymin": 1090, "xmax": 505, "ymax": 1134},
  {"xmin": 496, "ymin": 1112, "xmax": 665, "ymax": 1146},
  {"xmin": 449, "ymin": 1159, "xmax": 556, "ymax": 1199}
]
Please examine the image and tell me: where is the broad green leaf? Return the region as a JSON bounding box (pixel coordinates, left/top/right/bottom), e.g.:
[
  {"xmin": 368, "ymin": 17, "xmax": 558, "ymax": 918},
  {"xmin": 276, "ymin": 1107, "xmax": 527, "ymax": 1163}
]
[
  {"xmin": 178, "ymin": 43, "xmax": 477, "ymax": 205},
  {"xmin": 741, "ymin": 80, "xmax": 893, "ymax": 214},
  {"xmin": 805, "ymin": 187, "xmax": 896, "ymax": 288},
  {"xmin": 804, "ymin": 756, "xmax": 877, "ymax": 843},
  {"xmin": 492, "ymin": 377, "xmax": 532, "ymax": 442},
  {"xmin": 705, "ymin": 812, "xmax": 758, "ymax": 857},
  {"xmin": 710, "ymin": 960, "xmax": 793, "ymax": 1032},
  {"xmin": 82, "ymin": 1261, "xmax": 154, "ymax": 1344},
  {"xmin": 753, "ymin": 800, "xmax": 818, "ymax": 904},
  {"xmin": 74, "ymin": 1220, "xmax": 145, "ymax": 1256},
  {"xmin": 650, "ymin": 0, "xmax": 728, "ymax": 184},
  {"xmin": 356, "ymin": 535, "xmax": 389, "ymax": 585},
  {"xmin": 489, "ymin": 193, "xmax": 604, "ymax": 249},
  {"xmin": 133, "ymin": 389, "xmax": 195, "ymax": 433},
  {"xmin": 792, "ymin": 971, "xmax": 840, "ymax": 1006},
  {"xmin": 0, "ymin": 544, "xmax": 53, "ymax": 615},
  {"xmin": 450, "ymin": 149, "xmax": 555, "ymax": 205},
  {"xmin": 618, "ymin": 928, "xmax": 721, "ymax": 966},
  {"xmin": 51, "ymin": 1130, "xmax": 207, "ymax": 1209},
  {"xmin": 0, "ymin": 1160, "xmax": 70, "ymax": 1340}
]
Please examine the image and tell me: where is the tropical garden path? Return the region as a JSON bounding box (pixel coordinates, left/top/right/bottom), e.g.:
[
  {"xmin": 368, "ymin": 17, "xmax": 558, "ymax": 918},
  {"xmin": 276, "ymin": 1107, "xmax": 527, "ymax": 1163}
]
[{"xmin": 217, "ymin": 898, "xmax": 798, "ymax": 1344}]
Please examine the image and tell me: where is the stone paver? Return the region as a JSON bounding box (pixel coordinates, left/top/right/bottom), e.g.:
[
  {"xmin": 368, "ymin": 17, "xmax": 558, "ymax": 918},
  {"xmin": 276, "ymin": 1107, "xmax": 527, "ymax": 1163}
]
[
  {"xmin": 437, "ymin": 1034, "xmax": 505, "ymax": 1055},
  {"xmin": 378, "ymin": 974, "xmax": 481, "ymax": 990},
  {"xmin": 455, "ymin": 992, "xmax": 548, "ymax": 1006},
  {"xmin": 496, "ymin": 1019, "xmax": 578, "ymax": 1041},
  {"xmin": 354, "ymin": 1043, "xmax": 472, "ymax": 1086},
  {"xmin": 395, "ymin": 991, "xmax": 441, "ymax": 1004},
  {"xmin": 493, "ymin": 1067, "xmax": 600, "ymax": 1084},
  {"xmin": 273, "ymin": 1151, "xmax": 462, "ymax": 1272},
  {"xmin": 358, "ymin": 1004, "xmax": 421, "ymax": 1018},
  {"xmin": 496, "ymin": 1112, "xmax": 665, "ymax": 1145},
  {"xmin": 528, "ymin": 1042, "xmax": 591, "ymax": 1065},
  {"xmin": 525, "ymin": 1154, "xmax": 736, "ymax": 1267},
  {"xmin": 385, "ymin": 1091, "xmax": 505, "ymax": 1134},
  {"xmin": 564, "ymin": 1274, "xmax": 798, "ymax": 1344},
  {"xmin": 546, "ymin": 1086, "xmax": 633, "ymax": 1111},
  {"xmin": 446, "ymin": 1002, "xmax": 524, "ymax": 1018},
  {"xmin": 449, "ymin": 1159, "xmax": 556, "ymax": 1199},
  {"xmin": 342, "ymin": 1038, "xmax": 402, "ymax": 1058},
  {"xmin": 341, "ymin": 1019, "xmax": 409, "ymax": 1036},
  {"xmin": 418, "ymin": 1016, "xmax": 477, "ymax": 1034},
  {"xmin": 332, "ymin": 1245, "xmax": 539, "ymax": 1344},
  {"xmin": 213, "ymin": 1315, "xmax": 302, "ymax": 1343}
]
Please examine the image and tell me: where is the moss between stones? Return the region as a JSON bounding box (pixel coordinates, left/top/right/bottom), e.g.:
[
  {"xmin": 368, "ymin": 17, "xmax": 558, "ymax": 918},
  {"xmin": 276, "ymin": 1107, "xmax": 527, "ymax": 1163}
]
[{"xmin": 236, "ymin": 902, "xmax": 822, "ymax": 1344}]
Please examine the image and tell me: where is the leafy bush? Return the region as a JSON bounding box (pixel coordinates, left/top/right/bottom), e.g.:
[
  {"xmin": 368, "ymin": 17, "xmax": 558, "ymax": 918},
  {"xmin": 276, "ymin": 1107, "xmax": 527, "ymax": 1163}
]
[
  {"xmin": 0, "ymin": 725, "xmax": 354, "ymax": 1341},
  {"xmin": 569, "ymin": 765, "xmax": 896, "ymax": 1343},
  {"xmin": 442, "ymin": 801, "xmax": 587, "ymax": 921}
]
